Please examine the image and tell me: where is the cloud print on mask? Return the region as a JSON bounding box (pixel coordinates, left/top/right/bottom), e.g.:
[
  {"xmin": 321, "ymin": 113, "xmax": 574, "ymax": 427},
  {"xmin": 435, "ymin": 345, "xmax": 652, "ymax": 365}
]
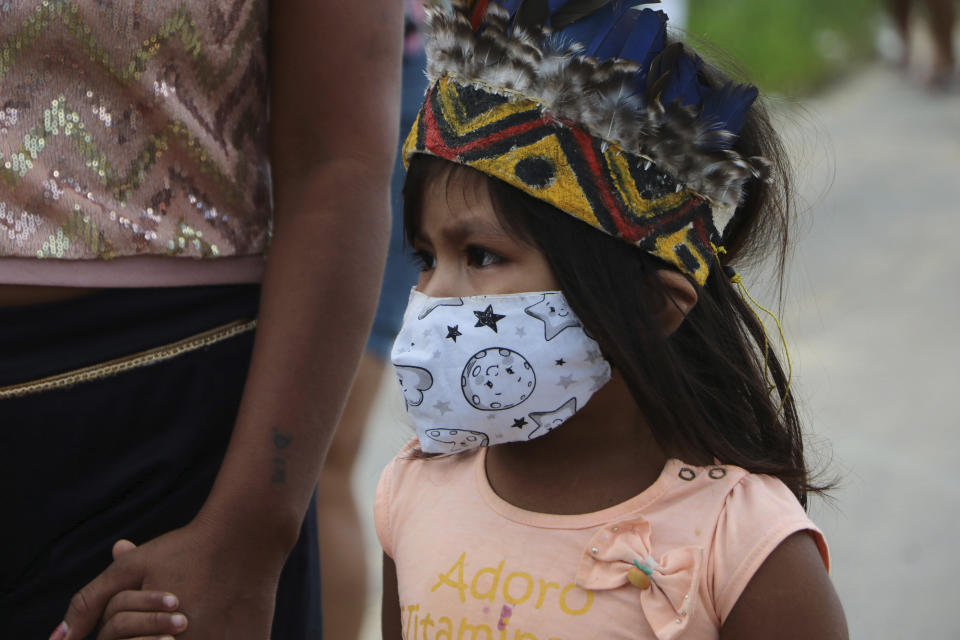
[
  {"xmin": 524, "ymin": 293, "xmax": 581, "ymax": 340},
  {"xmin": 395, "ymin": 365, "xmax": 434, "ymax": 408},
  {"xmin": 423, "ymin": 428, "xmax": 490, "ymax": 453}
]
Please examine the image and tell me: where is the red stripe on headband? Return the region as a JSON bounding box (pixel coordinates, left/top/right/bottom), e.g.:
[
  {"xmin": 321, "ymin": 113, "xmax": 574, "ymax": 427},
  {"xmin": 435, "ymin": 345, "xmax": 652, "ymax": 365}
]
[
  {"xmin": 449, "ymin": 118, "xmax": 547, "ymax": 155},
  {"xmin": 421, "ymin": 92, "xmax": 552, "ymax": 158},
  {"xmin": 471, "ymin": 0, "xmax": 490, "ymax": 31},
  {"xmin": 569, "ymin": 127, "xmax": 633, "ymax": 240},
  {"xmin": 692, "ymin": 213, "xmax": 711, "ymax": 245}
]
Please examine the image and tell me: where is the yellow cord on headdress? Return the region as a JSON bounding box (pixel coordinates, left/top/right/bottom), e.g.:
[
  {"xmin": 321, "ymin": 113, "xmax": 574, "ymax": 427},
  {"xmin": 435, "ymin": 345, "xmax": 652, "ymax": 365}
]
[{"xmin": 711, "ymin": 244, "xmax": 793, "ymax": 419}]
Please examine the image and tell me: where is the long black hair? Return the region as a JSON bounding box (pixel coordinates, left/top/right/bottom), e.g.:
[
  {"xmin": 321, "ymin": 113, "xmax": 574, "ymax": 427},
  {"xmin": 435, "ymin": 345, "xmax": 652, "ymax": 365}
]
[{"xmin": 403, "ymin": 74, "xmax": 828, "ymax": 508}]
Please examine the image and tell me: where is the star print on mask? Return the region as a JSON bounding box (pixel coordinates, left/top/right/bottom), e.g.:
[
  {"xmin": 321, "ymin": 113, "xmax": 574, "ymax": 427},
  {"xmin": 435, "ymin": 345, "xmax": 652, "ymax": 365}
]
[
  {"xmin": 591, "ymin": 374, "xmax": 609, "ymax": 393},
  {"xmin": 433, "ymin": 400, "xmax": 452, "ymax": 415},
  {"xmin": 555, "ymin": 358, "xmax": 565, "ymax": 366},
  {"xmin": 528, "ymin": 397, "xmax": 577, "ymax": 439},
  {"xmin": 418, "ymin": 296, "xmax": 464, "ymax": 320},
  {"xmin": 446, "ymin": 325, "xmax": 462, "ymax": 342},
  {"xmin": 584, "ymin": 348, "xmax": 603, "ymax": 364},
  {"xmin": 524, "ymin": 293, "xmax": 581, "ymax": 340},
  {"xmin": 557, "ymin": 374, "xmax": 575, "ymax": 390},
  {"xmin": 511, "ymin": 417, "xmax": 528, "ymax": 429},
  {"xmin": 474, "ymin": 304, "xmax": 505, "ymax": 332}
]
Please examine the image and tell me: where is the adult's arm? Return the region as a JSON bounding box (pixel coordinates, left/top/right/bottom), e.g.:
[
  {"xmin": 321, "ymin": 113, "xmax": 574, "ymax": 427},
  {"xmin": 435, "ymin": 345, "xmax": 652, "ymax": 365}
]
[{"xmin": 57, "ymin": 2, "xmax": 403, "ymax": 638}]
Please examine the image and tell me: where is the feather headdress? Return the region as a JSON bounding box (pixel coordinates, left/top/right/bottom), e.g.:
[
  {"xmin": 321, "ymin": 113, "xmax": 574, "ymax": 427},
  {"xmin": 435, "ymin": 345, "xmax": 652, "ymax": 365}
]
[{"xmin": 403, "ymin": 0, "xmax": 770, "ymax": 283}]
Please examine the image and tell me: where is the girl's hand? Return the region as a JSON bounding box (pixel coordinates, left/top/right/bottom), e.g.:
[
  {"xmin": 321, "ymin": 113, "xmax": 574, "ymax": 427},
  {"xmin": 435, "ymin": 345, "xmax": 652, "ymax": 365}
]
[
  {"xmin": 51, "ymin": 518, "xmax": 286, "ymax": 640},
  {"xmin": 89, "ymin": 540, "xmax": 189, "ymax": 640},
  {"xmin": 96, "ymin": 589, "xmax": 187, "ymax": 640}
]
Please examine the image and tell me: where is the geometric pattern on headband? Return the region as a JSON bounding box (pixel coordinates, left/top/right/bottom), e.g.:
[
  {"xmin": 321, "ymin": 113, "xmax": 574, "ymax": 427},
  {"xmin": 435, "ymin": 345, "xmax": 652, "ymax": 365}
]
[{"xmin": 404, "ymin": 77, "xmax": 721, "ymax": 284}]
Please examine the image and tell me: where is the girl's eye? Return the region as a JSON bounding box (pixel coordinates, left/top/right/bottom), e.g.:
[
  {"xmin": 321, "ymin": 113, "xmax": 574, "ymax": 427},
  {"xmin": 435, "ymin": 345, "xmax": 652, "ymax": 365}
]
[
  {"xmin": 466, "ymin": 245, "xmax": 503, "ymax": 268},
  {"xmin": 411, "ymin": 249, "xmax": 436, "ymax": 271}
]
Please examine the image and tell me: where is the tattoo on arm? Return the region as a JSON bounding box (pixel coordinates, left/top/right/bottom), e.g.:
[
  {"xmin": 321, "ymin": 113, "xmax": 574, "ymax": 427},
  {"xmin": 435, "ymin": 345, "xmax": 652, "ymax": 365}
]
[{"xmin": 271, "ymin": 428, "xmax": 293, "ymax": 484}]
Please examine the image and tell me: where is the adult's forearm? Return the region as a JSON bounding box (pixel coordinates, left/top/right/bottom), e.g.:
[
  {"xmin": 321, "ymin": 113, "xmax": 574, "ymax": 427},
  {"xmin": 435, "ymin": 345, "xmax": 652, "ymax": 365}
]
[
  {"xmin": 198, "ymin": 161, "xmax": 392, "ymax": 555},
  {"xmin": 194, "ymin": 0, "xmax": 404, "ymax": 561}
]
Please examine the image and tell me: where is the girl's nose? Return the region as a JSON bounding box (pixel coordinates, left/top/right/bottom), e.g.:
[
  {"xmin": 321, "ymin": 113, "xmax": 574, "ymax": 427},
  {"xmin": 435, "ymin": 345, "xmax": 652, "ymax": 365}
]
[{"xmin": 418, "ymin": 263, "xmax": 464, "ymax": 299}]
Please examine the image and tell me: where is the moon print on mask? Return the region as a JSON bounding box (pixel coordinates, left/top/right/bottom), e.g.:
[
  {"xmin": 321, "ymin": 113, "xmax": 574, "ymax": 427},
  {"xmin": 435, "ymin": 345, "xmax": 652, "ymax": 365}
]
[
  {"xmin": 423, "ymin": 428, "xmax": 490, "ymax": 453},
  {"xmin": 524, "ymin": 293, "xmax": 581, "ymax": 340},
  {"xmin": 461, "ymin": 348, "xmax": 536, "ymax": 411},
  {"xmin": 527, "ymin": 397, "xmax": 577, "ymax": 439},
  {"xmin": 395, "ymin": 365, "xmax": 434, "ymax": 409}
]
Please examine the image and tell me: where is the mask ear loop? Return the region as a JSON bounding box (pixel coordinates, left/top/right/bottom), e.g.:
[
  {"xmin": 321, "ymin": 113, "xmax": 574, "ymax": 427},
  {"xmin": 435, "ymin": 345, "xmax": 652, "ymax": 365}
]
[{"xmin": 711, "ymin": 244, "xmax": 793, "ymax": 420}]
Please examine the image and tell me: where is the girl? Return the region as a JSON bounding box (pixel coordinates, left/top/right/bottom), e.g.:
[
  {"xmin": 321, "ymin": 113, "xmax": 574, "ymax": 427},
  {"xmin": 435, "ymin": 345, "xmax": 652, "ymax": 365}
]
[{"xmin": 377, "ymin": 1, "xmax": 848, "ymax": 639}]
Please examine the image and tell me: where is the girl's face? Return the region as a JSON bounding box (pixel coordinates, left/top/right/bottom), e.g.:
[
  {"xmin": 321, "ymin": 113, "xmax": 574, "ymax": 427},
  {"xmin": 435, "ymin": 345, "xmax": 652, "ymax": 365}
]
[{"xmin": 412, "ymin": 168, "xmax": 559, "ymax": 297}]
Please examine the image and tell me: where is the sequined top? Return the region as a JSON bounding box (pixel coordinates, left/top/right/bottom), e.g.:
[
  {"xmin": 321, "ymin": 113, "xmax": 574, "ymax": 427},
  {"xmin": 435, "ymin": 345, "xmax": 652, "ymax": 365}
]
[{"xmin": 0, "ymin": 0, "xmax": 271, "ymax": 285}]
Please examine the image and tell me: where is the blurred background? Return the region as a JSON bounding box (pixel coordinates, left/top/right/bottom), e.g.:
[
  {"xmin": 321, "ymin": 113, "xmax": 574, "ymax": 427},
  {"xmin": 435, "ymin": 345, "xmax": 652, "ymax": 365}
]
[{"xmin": 327, "ymin": 1, "xmax": 960, "ymax": 637}]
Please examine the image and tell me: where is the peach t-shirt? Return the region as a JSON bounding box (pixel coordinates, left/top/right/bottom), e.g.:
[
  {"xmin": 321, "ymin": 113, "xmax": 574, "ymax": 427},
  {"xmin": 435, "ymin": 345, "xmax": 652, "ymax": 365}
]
[{"xmin": 375, "ymin": 442, "xmax": 828, "ymax": 640}]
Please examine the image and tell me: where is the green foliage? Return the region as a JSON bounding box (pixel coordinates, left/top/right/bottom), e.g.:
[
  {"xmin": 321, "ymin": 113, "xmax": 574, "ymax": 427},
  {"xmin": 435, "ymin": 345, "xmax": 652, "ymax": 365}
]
[{"xmin": 685, "ymin": 0, "xmax": 879, "ymax": 96}]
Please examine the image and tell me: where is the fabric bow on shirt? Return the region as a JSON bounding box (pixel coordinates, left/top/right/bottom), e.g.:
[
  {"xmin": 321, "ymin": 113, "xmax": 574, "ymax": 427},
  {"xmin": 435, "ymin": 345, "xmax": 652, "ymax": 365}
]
[{"xmin": 575, "ymin": 517, "xmax": 703, "ymax": 640}]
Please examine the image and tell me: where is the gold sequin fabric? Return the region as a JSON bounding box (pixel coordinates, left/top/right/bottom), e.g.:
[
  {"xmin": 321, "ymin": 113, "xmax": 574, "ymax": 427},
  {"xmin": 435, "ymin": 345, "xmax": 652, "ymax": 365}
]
[{"xmin": 0, "ymin": 0, "xmax": 271, "ymax": 261}]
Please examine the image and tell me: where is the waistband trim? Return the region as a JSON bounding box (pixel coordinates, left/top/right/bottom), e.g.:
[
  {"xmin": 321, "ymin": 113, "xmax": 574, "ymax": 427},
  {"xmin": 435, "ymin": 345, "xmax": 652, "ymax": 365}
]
[{"xmin": 0, "ymin": 318, "xmax": 257, "ymax": 399}]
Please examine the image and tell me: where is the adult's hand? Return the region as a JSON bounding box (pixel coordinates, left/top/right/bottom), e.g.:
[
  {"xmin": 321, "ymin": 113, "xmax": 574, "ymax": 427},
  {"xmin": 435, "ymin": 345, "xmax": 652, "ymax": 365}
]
[{"xmin": 53, "ymin": 517, "xmax": 286, "ymax": 640}]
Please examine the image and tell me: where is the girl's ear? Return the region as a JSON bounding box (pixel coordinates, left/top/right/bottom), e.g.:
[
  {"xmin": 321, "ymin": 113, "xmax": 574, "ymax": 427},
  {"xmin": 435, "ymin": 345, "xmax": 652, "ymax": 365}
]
[{"xmin": 654, "ymin": 269, "xmax": 698, "ymax": 336}]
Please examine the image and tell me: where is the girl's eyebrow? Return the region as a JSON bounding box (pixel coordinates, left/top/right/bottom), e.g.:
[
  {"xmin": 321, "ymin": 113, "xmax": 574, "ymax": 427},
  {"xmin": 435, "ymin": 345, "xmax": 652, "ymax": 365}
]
[{"xmin": 417, "ymin": 218, "xmax": 509, "ymax": 245}]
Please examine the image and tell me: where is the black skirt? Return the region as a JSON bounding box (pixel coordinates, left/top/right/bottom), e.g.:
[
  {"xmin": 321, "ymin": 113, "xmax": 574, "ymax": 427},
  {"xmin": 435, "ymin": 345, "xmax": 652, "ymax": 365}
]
[{"xmin": 0, "ymin": 285, "xmax": 321, "ymax": 639}]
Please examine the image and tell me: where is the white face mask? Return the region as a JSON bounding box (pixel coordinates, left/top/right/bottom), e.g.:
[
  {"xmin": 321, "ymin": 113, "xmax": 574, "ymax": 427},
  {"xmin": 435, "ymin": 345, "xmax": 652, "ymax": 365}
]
[{"xmin": 390, "ymin": 288, "xmax": 612, "ymax": 454}]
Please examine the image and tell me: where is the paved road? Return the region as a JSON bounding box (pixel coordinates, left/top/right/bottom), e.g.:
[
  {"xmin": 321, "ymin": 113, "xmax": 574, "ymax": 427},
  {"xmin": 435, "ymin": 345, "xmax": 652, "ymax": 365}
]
[
  {"xmin": 777, "ymin": 65, "xmax": 960, "ymax": 638},
  {"xmin": 352, "ymin": 64, "xmax": 960, "ymax": 638}
]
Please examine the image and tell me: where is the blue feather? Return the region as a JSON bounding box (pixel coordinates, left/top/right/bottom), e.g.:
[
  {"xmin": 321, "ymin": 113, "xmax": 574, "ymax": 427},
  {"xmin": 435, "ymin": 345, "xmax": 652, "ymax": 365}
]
[
  {"xmin": 619, "ymin": 9, "xmax": 667, "ymax": 71},
  {"xmin": 487, "ymin": 0, "xmax": 756, "ymax": 144},
  {"xmin": 586, "ymin": 4, "xmax": 639, "ymax": 58},
  {"xmin": 552, "ymin": 3, "xmax": 617, "ymax": 49},
  {"xmin": 659, "ymin": 49, "xmax": 702, "ymax": 108},
  {"xmin": 497, "ymin": 0, "xmax": 525, "ymax": 16},
  {"xmin": 699, "ymin": 82, "xmax": 759, "ymax": 142}
]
